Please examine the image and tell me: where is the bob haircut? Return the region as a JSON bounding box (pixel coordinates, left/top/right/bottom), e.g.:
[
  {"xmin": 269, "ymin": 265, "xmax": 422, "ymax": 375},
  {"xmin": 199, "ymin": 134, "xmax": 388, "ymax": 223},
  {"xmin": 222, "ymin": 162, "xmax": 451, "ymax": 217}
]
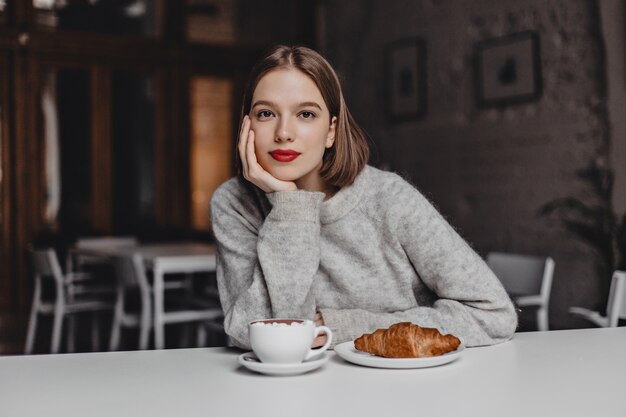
[{"xmin": 239, "ymin": 45, "xmax": 370, "ymax": 188}]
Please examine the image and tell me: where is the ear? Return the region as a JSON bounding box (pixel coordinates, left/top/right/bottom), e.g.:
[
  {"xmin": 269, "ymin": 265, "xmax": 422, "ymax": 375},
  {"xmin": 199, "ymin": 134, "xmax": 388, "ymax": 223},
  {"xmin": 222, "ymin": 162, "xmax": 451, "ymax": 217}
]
[{"xmin": 325, "ymin": 116, "xmax": 337, "ymax": 148}]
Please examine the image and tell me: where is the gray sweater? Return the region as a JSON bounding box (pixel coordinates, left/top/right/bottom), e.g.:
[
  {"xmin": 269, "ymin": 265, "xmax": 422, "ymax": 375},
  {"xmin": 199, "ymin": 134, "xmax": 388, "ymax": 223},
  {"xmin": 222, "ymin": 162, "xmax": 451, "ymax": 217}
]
[{"xmin": 210, "ymin": 165, "xmax": 517, "ymax": 349}]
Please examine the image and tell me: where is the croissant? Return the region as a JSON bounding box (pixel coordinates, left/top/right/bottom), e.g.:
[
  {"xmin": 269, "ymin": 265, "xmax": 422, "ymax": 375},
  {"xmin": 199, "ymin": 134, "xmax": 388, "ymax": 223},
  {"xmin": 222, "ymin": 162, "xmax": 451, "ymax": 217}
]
[{"xmin": 354, "ymin": 322, "xmax": 461, "ymax": 358}]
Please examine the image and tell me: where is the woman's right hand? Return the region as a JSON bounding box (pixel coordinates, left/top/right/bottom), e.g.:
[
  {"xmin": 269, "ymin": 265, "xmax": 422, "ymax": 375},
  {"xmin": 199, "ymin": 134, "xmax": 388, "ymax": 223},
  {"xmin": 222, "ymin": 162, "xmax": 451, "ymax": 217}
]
[{"xmin": 238, "ymin": 115, "xmax": 298, "ymax": 193}]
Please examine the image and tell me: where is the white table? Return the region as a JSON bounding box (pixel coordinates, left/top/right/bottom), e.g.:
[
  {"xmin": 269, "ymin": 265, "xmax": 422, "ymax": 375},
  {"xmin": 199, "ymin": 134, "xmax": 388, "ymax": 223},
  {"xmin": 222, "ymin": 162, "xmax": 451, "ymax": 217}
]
[
  {"xmin": 70, "ymin": 242, "xmax": 217, "ymax": 349},
  {"xmin": 1, "ymin": 327, "xmax": 624, "ymax": 417}
]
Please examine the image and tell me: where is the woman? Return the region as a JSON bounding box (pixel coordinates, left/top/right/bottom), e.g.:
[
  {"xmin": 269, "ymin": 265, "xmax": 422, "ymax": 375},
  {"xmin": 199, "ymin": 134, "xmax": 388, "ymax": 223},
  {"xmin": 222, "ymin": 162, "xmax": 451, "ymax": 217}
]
[{"xmin": 211, "ymin": 45, "xmax": 517, "ymax": 349}]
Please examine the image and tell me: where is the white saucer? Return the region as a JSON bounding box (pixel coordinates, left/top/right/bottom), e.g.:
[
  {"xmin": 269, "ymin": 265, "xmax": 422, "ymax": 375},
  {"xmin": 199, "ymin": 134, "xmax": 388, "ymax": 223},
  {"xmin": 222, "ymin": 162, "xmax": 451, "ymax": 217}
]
[
  {"xmin": 237, "ymin": 352, "xmax": 330, "ymax": 376},
  {"xmin": 334, "ymin": 341, "xmax": 464, "ymax": 369}
]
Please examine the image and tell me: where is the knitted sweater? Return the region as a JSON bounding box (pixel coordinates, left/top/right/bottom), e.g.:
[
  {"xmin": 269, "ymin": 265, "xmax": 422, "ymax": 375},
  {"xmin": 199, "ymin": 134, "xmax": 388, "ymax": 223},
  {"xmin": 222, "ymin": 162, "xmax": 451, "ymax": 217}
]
[{"xmin": 210, "ymin": 165, "xmax": 517, "ymax": 349}]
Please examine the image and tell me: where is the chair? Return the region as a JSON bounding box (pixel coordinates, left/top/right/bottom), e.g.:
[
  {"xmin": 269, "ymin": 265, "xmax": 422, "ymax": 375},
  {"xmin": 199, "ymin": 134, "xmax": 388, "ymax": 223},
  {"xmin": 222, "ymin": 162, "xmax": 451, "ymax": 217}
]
[
  {"xmin": 486, "ymin": 252, "xmax": 555, "ymax": 331},
  {"xmin": 108, "ymin": 253, "xmax": 223, "ymax": 351},
  {"xmin": 109, "ymin": 254, "xmax": 152, "ymax": 351},
  {"xmin": 569, "ymin": 271, "xmax": 626, "ymax": 327},
  {"xmin": 64, "ymin": 237, "xmax": 138, "ymax": 351},
  {"xmin": 25, "ymin": 248, "xmax": 115, "ymax": 354}
]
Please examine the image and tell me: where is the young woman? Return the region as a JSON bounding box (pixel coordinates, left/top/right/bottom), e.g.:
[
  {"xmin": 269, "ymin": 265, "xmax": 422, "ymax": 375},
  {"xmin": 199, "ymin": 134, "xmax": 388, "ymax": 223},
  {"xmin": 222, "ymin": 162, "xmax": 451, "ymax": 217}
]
[{"xmin": 210, "ymin": 45, "xmax": 517, "ymax": 349}]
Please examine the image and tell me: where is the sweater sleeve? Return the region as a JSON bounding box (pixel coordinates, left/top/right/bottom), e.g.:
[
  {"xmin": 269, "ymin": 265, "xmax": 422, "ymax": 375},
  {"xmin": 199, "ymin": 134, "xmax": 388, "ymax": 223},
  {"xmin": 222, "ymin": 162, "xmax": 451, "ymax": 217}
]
[
  {"xmin": 321, "ymin": 184, "xmax": 517, "ymax": 347},
  {"xmin": 211, "ymin": 184, "xmax": 325, "ymax": 349}
]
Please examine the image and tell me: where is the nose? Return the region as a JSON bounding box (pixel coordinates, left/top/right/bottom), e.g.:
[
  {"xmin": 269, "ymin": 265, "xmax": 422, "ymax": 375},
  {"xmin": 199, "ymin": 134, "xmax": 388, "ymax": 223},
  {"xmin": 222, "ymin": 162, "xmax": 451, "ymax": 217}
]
[{"xmin": 275, "ymin": 118, "xmax": 294, "ymax": 142}]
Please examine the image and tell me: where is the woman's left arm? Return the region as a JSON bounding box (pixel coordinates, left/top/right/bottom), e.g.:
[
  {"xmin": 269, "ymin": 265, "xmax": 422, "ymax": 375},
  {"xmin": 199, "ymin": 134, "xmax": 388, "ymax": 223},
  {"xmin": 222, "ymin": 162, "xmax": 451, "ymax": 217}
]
[{"xmin": 321, "ymin": 185, "xmax": 518, "ymax": 347}]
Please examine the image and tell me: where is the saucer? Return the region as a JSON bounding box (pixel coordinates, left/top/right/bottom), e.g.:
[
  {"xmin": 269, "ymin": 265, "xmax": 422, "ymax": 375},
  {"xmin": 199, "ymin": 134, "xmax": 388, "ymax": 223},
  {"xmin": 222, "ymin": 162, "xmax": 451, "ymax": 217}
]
[
  {"xmin": 237, "ymin": 352, "xmax": 330, "ymax": 376},
  {"xmin": 334, "ymin": 341, "xmax": 464, "ymax": 369}
]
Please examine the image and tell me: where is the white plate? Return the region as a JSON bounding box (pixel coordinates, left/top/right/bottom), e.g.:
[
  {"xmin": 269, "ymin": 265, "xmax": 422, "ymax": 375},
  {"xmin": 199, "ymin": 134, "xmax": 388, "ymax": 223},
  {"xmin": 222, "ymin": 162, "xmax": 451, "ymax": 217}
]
[
  {"xmin": 237, "ymin": 352, "xmax": 330, "ymax": 376},
  {"xmin": 334, "ymin": 341, "xmax": 465, "ymax": 369}
]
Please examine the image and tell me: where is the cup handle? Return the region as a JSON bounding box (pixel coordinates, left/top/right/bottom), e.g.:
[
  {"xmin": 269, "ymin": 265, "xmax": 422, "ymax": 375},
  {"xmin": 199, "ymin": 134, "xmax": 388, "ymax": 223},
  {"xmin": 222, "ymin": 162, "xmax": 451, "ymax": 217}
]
[{"xmin": 304, "ymin": 325, "xmax": 333, "ymax": 361}]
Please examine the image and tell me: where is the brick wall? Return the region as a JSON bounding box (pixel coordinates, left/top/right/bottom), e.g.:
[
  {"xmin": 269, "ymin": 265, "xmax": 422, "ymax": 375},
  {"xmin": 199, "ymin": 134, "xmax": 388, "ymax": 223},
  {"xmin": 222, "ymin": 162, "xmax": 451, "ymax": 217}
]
[{"xmin": 321, "ymin": 0, "xmax": 615, "ymax": 329}]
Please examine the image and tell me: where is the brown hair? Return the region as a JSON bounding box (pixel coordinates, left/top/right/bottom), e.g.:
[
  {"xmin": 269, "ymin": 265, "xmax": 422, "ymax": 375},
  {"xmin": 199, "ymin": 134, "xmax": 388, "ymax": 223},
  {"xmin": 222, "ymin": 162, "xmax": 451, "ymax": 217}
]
[{"xmin": 239, "ymin": 45, "xmax": 369, "ymax": 188}]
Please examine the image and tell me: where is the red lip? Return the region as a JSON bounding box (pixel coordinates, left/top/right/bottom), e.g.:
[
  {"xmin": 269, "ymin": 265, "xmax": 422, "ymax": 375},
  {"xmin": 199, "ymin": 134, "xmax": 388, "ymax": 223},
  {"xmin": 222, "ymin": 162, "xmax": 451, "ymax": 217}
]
[{"xmin": 269, "ymin": 149, "xmax": 301, "ymax": 162}]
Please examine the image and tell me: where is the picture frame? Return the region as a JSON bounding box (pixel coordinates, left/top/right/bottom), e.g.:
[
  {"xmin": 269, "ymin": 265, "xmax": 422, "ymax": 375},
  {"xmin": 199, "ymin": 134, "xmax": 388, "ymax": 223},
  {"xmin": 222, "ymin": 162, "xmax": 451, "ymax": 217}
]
[
  {"xmin": 385, "ymin": 38, "xmax": 427, "ymax": 121},
  {"xmin": 474, "ymin": 31, "xmax": 542, "ymax": 108}
]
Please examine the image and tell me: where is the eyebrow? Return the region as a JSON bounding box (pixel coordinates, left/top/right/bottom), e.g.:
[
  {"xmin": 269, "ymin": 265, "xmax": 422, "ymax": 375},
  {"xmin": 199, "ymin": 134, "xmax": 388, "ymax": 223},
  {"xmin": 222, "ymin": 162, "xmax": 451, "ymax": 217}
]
[{"xmin": 251, "ymin": 100, "xmax": 323, "ymax": 111}]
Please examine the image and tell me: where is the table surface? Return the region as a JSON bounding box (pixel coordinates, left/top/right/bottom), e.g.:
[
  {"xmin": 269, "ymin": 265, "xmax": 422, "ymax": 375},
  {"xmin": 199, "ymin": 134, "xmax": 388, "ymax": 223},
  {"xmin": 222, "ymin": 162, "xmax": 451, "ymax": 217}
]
[{"xmin": 1, "ymin": 327, "xmax": 624, "ymax": 417}]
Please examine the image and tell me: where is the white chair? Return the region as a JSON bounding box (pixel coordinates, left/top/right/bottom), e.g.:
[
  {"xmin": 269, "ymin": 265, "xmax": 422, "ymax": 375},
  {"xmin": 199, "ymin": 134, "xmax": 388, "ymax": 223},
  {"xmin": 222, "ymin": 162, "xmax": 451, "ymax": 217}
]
[
  {"xmin": 63, "ymin": 236, "xmax": 138, "ymax": 351},
  {"xmin": 25, "ymin": 248, "xmax": 115, "ymax": 354},
  {"xmin": 108, "ymin": 253, "xmax": 223, "ymax": 351},
  {"xmin": 569, "ymin": 271, "xmax": 626, "ymax": 327},
  {"xmin": 109, "ymin": 253, "xmax": 152, "ymax": 351},
  {"xmin": 486, "ymin": 252, "xmax": 555, "ymax": 331}
]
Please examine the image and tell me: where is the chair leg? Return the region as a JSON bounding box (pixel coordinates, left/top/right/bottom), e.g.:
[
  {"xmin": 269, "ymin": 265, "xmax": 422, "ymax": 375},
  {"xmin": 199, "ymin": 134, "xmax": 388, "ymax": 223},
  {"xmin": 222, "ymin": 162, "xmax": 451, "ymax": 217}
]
[
  {"xmin": 67, "ymin": 316, "xmax": 76, "ymax": 353},
  {"xmin": 24, "ymin": 280, "xmax": 42, "ymax": 354},
  {"xmin": 67, "ymin": 284, "xmax": 76, "ymax": 353},
  {"xmin": 51, "ymin": 300, "xmax": 65, "ymax": 354},
  {"xmin": 109, "ymin": 317, "xmax": 122, "ymax": 352},
  {"xmin": 109, "ymin": 287, "xmax": 125, "ymax": 351},
  {"xmin": 537, "ymin": 307, "xmax": 549, "ymax": 331},
  {"xmin": 91, "ymin": 312, "xmax": 100, "ymax": 351},
  {"xmin": 139, "ymin": 288, "xmax": 151, "ymax": 350},
  {"xmin": 139, "ymin": 314, "xmax": 150, "ymax": 350},
  {"xmin": 197, "ymin": 324, "xmax": 207, "ymax": 347}
]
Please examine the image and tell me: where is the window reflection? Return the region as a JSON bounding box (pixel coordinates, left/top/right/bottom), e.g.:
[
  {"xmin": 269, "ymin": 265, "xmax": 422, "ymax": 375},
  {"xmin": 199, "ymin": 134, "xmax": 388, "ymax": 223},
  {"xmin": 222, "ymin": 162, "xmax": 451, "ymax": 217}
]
[
  {"xmin": 42, "ymin": 72, "xmax": 61, "ymax": 227},
  {"xmin": 185, "ymin": 0, "xmax": 315, "ymax": 46},
  {"xmin": 111, "ymin": 71, "xmax": 155, "ymax": 234},
  {"xmin": 42, "ymin": 68, "xmax": 92, "ymax": 233},
  {"xmin": 186, "ymin": 0, "xmax": 236, "ymax": 44},
  {"xmin": 34, "ymin": 0, "xmax": 162, "ymax": 37},
  {"xmin": 0, "ymin": 0, "xmax": 6, "ymax": 24},
  {"xmin": 190, "ymin": 76, "xmax": 233, "ymax": 230}
]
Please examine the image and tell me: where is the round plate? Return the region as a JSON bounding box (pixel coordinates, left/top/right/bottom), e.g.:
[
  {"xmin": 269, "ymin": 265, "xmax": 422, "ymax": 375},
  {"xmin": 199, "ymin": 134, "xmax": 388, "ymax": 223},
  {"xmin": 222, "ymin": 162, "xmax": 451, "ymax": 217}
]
[
  {"xmin": 237, "ymin": 352, "xmax": 330, "ymax": 376},
  {"xmin": 334, "ymin": 341, "xmax": 465, "ymax": 369}
]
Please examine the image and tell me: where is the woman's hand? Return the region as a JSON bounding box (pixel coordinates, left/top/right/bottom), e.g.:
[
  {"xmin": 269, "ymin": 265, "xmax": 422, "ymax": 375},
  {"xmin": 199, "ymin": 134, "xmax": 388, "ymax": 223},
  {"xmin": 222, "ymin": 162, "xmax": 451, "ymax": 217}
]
[
  {"xmin": 312, "ymin": 312, "xmax": 327, "ymax": 348},
  {"xmin": 238, "ymin": 115, "xmax": 297, "ymax": 193}
]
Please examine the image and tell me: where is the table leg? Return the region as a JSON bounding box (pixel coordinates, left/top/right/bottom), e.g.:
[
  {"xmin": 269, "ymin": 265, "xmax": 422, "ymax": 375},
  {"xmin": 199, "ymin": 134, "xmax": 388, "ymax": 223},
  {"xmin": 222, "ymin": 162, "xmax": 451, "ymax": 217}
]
[{"xmin": 153, "ymin": 261, "xmax": 165, "ymax": 350}]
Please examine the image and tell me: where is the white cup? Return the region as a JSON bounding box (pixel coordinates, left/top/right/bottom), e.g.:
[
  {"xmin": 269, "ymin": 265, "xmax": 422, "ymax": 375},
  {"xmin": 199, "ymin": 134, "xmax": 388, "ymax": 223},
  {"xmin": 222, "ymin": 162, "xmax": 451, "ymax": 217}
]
[{"xmin": 249, "ymin": 319, "xmax": 333, "ymax": 364}]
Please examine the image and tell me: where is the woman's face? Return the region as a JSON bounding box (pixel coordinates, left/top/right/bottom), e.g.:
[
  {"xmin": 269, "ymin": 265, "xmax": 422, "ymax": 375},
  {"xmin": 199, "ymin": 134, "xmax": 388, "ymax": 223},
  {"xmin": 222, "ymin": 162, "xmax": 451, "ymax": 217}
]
[{"xmin": 249, "ymin": 68, "xmax": 336, "ymax": 191}]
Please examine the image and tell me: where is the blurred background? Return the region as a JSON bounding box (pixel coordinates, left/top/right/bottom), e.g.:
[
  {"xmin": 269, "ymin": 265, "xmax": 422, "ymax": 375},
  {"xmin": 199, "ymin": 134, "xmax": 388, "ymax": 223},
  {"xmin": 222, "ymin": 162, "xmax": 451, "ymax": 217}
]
[{"xmin": 0, "ymin": 0, "xmax": 624, "ymax": 354}]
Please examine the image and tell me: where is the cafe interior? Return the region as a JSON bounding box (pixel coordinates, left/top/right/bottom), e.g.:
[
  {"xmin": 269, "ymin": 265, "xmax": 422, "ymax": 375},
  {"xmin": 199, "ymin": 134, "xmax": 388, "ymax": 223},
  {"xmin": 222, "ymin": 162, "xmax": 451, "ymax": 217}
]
[{"xmin": 0, "ymin": 0, "xmax": 625, "ymax": 360}]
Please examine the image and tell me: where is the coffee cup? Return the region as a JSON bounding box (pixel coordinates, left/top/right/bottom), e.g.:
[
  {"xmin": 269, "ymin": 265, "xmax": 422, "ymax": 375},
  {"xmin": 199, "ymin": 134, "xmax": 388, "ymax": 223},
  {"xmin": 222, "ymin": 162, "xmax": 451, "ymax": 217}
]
[{"xmin": 249, "ymin": 319, "xmax": 333, "ymax": 364}]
